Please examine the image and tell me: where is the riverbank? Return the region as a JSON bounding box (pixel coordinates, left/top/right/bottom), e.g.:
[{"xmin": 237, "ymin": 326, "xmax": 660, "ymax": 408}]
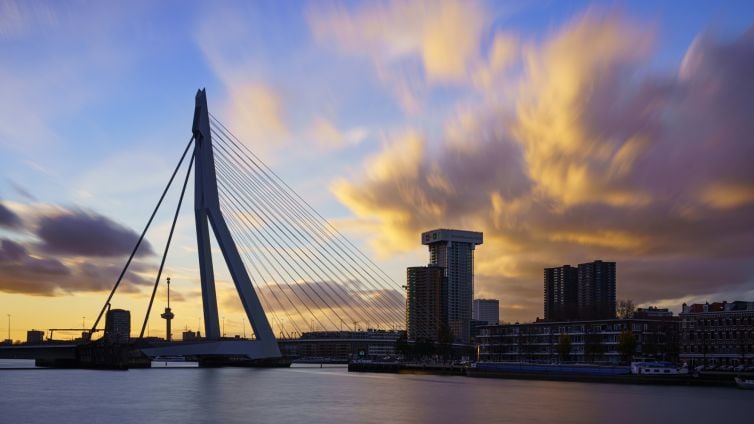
[{"xmin": 348, "ymin": 361, "xmax": 751, "ymax": 388}]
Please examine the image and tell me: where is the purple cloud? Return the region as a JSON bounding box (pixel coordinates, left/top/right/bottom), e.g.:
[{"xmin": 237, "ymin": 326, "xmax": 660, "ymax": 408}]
[
  {"xmin": 36, "ymin": 209, "xmax": 154, "ymax": 257},
  {"xmin": 0, "ymin": 200, "xmax": 22, "ymax": 229},
  {"xmin": 0, "ymin": 237, "xmax": 151, "ymax": 296}
]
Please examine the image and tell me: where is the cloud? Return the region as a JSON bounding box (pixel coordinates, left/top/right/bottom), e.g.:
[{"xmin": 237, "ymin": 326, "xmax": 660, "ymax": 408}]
[
  {"xmin": 473, "ymin": 33, "xmax": 518, "ymax": 89},
  {"xmin": 6, "ymin": 179, "xmax": 37, "ymax": 201},
  {"xmin": 308, "ymin": 0, "xmax": 491, "ymax": 111},
  {"xmin": 0, "ymin": 237, "xmax": 151, "ymax": 296},
  {"xmin": 515, "ymin": 12, "xmax": 655, "ymax": 207},
  {"xmin": 0, "ymin": 201, "xmax": 157, "ymax": 296},
  {"xmin": 309, "ymin": 0, "xmax": 486, "ymax": 82},
  {"xmin": 225, "ymin": 83, "xmax": 291, "ymax": 148},
  {"xmin": 334, "ymin": 119, "xmax": 530, "ymax": 255},
  {"xmin": 332, "ymin": 13, "xmax": 754, "ymax": 321},
  {"xmin": 36, "ymin": 209, "xmax": 154, "ymax": 257},
  {"xmin": 0, "ymin": 199, "xmax": 22, "ymax": 229},
  {"xmin": 194, "ymin": 6, "xmax": 295, "ymax": 156},
  {"xmin": 308, "ymin": 117, "xmax": 369, "ymax": 149}
]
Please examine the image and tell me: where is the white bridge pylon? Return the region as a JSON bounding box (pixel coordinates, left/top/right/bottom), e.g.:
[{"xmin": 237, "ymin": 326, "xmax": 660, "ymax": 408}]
[{"xmin": 143, "ymin": 89, "xmax": 280, "ymax": 359}]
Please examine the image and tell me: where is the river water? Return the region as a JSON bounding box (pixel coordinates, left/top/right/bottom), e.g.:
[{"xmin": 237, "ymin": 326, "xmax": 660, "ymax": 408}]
[{"xmin": 0, "ymin": 360, "xmax": 751, "ymax": 423}]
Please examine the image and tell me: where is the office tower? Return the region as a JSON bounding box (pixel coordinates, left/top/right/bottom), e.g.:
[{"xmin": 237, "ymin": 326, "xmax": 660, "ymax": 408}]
[
  {"xmin": 422, "ymin": 229, "xmax": 483, "ymax": 344},
  {"xmin": 544, "ymin": 265, "xmax": 578, "ymax": 321},
  {"xmin": 577, "ymin": 260, "xmax": 617, "ymax": 320},
  {"xmin": 406, "ymin": 265, "xmax": 447, "ymax": 341},
  {"xmin": 473, "ymin": 299, "xmax": 500, "ymax": 325}
]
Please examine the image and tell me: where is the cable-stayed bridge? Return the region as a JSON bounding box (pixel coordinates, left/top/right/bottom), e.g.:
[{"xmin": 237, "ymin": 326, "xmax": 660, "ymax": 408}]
[
  {"xmin": 74, "ymin": 89, "xmax": 406, "ymax": 364},
  {"xmin": 0, "ymin": 89, "xmax": 411, "ymax": 368}
]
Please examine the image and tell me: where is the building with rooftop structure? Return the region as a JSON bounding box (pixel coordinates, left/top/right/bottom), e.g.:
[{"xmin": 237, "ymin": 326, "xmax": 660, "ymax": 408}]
[{"xmin": 421, "ymin": 229, "xmax": 483, "ymax": 344}]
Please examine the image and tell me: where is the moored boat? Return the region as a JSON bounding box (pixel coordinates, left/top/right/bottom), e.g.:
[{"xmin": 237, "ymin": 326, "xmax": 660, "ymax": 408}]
[
  {"xmin": 734, "ymin": 377, "xmax": 754, "ymax": 389},
  {"xmin": 631, "ymin": 361, "xmax": 688, "ymax": 375}
]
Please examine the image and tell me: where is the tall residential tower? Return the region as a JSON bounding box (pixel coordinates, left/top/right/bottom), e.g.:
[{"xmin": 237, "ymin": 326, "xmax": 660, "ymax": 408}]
[
  {"xmin": 543, "ymin": 260, "xmax": 616, "ymax": 321},
  {"xmin": 421, "ymin": 229, "xmax": 483, "ymax": 344},
  {"xmin": 577, "ymin": 260, "xmax": 616, "ymax": 320},
  {"xmin": 544, "ymin": 265, "xmax": 578, "ymax": 321},
  {"xmin": 406, "ymin": 265, "xmax": 447, "ymax": 342}
]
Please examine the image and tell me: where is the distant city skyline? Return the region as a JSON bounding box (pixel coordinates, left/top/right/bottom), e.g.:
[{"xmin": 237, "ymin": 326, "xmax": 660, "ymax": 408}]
[{"xmin": 2, "ymin": 1, "xmax": 754, "ymax": 339}]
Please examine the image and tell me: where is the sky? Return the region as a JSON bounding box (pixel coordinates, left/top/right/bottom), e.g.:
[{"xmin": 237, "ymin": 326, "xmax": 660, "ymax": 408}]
[{"xmin": 1, "ymin": 0, "xmax": 754, "ymax": 340}]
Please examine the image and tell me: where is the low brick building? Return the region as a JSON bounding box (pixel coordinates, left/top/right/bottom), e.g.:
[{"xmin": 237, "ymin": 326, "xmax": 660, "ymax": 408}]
[
  {"xmin": 478, "ymin": 318, "xmax": 679, "ymax": 364},
  {"xmin": 679, "ymin": 301, "xmax": 754, "ymax": 366}
]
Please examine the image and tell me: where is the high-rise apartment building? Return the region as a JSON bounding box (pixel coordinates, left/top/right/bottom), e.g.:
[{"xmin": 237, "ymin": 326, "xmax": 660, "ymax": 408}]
[
  {"xmin": 406, "ymin": 265, "xmax": 447, "ymax": 341},
  {"xmin": 473, "ymin": 299, "xmax": 500, "ymax": 325},
  {"xmin": 577, "ymin": 260, "xmax": 616, "ymax": 320},
  {"xmin": 544, "ymin": 265, "xmax": 578, "ymax": 321},
  {"xmin": 543, "ymin": 260, "xmax": 616, "ymax": 321},
  {"xmin": 422, "ymin": 229, "xmax": 483, "ymax": 344}
]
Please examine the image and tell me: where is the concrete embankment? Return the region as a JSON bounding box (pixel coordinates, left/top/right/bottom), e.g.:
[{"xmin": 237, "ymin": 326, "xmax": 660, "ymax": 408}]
[
  {"xmin": 349, "ymin": 362, "xmax": 748, "ymax": 388},
  {"xmin": 348, "ymin": 362, "xmax": 465, "ymax": 375},
  {"xmin": 466, "ymin": 369, "xmax": 740, "ymax": 387}
]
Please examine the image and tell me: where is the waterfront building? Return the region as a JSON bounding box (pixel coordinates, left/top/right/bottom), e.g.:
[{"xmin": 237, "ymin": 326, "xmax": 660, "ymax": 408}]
[
  {"xmin": 544, "ymin": 265, "xmax": 578, "ymax": 321},
  {"xmin": 577, "ymin": 260, "xmax": 616, "ymax": 320},
  {"xmin": 26, "ymin": 330, "xmax": 44, "ymax": 344},
  {"xmin": 543, "ymin": 260, "xmax": 616, "ymax": 321},
  {"xmin": 421, "ymin": 229, "xmax": 483, "ymax": 344},
  {"xmin": 406, "ymin": 265, "xmax": 447, "ymax": 342},
  {"xmin": 182, "ymin": 330, "xmax": 200, "ymax": 341},
  {"xmin": 473, "ymin": 299, "xmax": 500, "ymax": 325},
  {"xmin": 471, "ymin": 319, "xmax": 488, "ymax": 340},
  {"xmin": 478, "ymin": 317, "xmax": 679, "ymax": 364},
  {"xmin": 278, "ymin": 330, "xmax": 403, "ymax": 361},
  {"xmin": 679, "ymin": 301, "xmax": 754, "ymax": 367},
  {"xmin": 634, "ymin": 307, "xmax": 673, "ymax": 319},
  {"xmin": 104, "ymin": 309, "xmax": 131, "ymax": 344}
]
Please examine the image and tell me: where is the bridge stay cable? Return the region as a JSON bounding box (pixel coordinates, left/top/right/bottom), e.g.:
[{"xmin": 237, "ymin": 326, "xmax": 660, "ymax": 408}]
[
  {"xmin": 209, "ymin": 117, "xmax": 442, "ymax": 331},
  {"xmin": 208, "ymin": 116, "xmax": 408, "ymax": 309},
  {"xmin": 214, "ymin": 166, "xmax": 343, "ymax": 331},
  {"xmin": 210, "ymin": 128, "xmax": 407, "ymax": 328},
  {"xmin": 213, "ymin": 147, "xmax": 392, "ymax": 327},
  {"xmin": 215, "ymin": 156, "xmax": 398, "ymax": 329},
  {"xmin": 218, "ymin": 169, "xmax": 345, "ymax": 333},
  {"xmin": 139, "ymin": 146, "xmax": 196, "ymax": 339},
  {"xmin": 212, "ymin": 140, "xmax": 401, "ymax": 328},
  {"xmin": 209, "ymin": 114, "xmax": 407, "ymax": 291},
  {"xmin": 89, "ymin": 136, "xmax": 195, "ymax": 336},
  {"xmin": 209, "ymin": 123, "xmax": 406, "ymax": 326},
  {"xmin": 217, "ymin": 184, "xmax": 327, "ymax": 332},
  {"xmin": 223, "ymin": 215, "xmax": 303, "ymax": 337},
  {"xmin": 219, "ymin": 189, "xmax": 332, "ymax": 333}
]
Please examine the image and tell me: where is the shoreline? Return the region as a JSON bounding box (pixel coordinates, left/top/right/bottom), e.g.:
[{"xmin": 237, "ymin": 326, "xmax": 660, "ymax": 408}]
[{"xmin": 348, "ymin": 362, "xmax": 750, "ymax": 389}]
